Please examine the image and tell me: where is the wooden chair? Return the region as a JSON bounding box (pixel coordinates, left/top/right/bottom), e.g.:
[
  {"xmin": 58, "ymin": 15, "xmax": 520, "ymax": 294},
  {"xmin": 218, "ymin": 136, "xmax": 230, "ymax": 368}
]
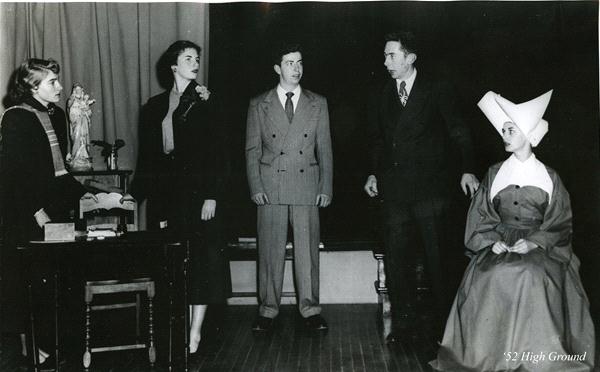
[
  {"xmin": 373, "ymin": 250, "xmax": 430, "ymax": 338},
  {"xmin": 79, "ymin": 193, "xmax": 156, "ymax": 370}
]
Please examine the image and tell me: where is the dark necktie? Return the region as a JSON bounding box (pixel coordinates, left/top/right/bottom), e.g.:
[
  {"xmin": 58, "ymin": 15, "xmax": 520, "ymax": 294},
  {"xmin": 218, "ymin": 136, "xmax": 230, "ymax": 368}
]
[
  {"xmin": 398, "ymin": 81, "xmax": 408, "ymax": 106},
  {"xmin": 285, "ymin": 92, "xmax": 294, "ymax": 123}
]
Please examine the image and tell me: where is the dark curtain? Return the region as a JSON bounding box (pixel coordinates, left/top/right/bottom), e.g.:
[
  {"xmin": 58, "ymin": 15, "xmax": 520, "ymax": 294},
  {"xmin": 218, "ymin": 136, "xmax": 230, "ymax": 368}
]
[{"xmin": 209, "ymin": 1, "xmax": 599, "ymax": 309}]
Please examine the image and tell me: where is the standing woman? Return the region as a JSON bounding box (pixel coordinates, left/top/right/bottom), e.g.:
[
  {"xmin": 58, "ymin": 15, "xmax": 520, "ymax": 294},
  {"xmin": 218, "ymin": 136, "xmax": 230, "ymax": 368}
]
[
  {"xmin": 0, "ymin": 58, "xmax": 93, "ymax": 366},
  {"xmin": 131, "ymin": 40, "xmax": 230, "ymax": 354},
  {"xmin": 431, "ymin": 90, "xmax": 595, "ymax": 371}
]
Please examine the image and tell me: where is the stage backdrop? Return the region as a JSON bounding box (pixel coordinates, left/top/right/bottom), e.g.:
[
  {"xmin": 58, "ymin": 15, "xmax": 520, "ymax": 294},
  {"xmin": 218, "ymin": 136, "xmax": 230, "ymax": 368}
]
[
  {"xmin": 208, "ymin": 1, "xmax": 599, "ymax": 307},
  {"xmin": 0, "ymin": 2, "xmax": 209, "ymax": 171},
  {"xmin": 1, "ymin": 1, "xmax": 598, "ymax": 308}
]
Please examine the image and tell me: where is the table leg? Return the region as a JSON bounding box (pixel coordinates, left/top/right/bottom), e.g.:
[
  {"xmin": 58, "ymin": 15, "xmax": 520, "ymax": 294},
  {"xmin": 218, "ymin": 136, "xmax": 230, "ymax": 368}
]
[
  {"xmin": 184, "ymin": 239, "xmax": 189, "ymax": 372},
  {"xmin": 166, "ymin": 244, "xmax": 174, "ymax": 371},
  {"xmin": 28, "ymin": 283, "xmax": 40, "ymax": 372},
  {"xmin": 54, "ymin": 270, "xmax": 60, "ymax": 371}
]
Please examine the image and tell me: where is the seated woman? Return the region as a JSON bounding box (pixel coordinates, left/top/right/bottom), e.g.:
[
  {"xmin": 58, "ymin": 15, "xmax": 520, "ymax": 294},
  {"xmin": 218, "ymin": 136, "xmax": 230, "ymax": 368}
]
[
  {"xmin": 431, "ymin": 90, "xmax": 595, "ymax": 371},
  {"xmin": 1, "ymin": 58, "xmax": 95, "ymax": 368}
]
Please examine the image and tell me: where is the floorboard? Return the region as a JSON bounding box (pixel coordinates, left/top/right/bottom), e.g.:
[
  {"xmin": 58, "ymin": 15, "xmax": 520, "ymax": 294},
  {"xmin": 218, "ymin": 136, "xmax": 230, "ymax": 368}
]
[{"xmin": 1, "ymin": 304, "xmax": 598, "ymax": 371}]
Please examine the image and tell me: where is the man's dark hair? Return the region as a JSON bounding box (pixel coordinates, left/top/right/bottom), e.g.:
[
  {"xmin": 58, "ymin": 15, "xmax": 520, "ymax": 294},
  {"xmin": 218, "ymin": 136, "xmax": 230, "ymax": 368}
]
[
  {"xmin": 272, "ymin": 42, "xmax": 303, "ymax": 66},
  {"xmin": 384, "ymin": 31, "xmax": 418, "ymax": 55}
]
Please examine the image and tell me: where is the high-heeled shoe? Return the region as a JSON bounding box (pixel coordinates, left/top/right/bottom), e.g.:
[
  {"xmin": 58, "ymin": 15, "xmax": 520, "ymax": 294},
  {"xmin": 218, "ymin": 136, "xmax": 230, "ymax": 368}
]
[
  {"xmin": 188, "ymin": 348, "xmax": 203, "ymax": 365},
  {"xmin": 19, "ymin": 353, "xmax": 65, "ymax": 372},
  {"xmin": 188, "ymin": 333, "xmax": 201, "ymax": 354}
]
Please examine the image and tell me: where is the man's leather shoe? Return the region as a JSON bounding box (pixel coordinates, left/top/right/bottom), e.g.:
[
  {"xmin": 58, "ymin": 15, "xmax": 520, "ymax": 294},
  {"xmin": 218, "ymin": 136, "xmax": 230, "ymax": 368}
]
[
  {"xmin": 252, "ymin": 316, "xmax": 274, "ymax": 331},
  {"xmin": 304, "ymin": 314, "xmax": 328, "ymax": 330}
]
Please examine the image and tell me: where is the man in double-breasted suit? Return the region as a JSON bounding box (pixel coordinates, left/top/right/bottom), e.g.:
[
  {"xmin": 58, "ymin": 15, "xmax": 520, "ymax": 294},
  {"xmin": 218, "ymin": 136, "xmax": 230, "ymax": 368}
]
[
  {"xmin": 364, "ymin": 31, "xmax": 479, "ymax": 343},
  {"xmin": 246, "ymin": 43, "xmax": 332, "ymax": 331}
]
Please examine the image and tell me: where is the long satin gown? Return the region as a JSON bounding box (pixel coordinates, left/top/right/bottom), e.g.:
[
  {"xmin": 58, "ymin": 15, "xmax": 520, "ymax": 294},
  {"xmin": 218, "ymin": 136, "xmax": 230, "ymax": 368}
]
[{"xmin": 431, "ymin": 163, "xmax": 595, "ymax": 372}]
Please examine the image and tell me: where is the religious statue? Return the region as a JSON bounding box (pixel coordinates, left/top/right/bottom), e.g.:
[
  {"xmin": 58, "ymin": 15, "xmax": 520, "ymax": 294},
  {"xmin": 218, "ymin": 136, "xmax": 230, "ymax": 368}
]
[{"xmin": 67, "ymin": 83, "xmax": 95, "ymax": 171}]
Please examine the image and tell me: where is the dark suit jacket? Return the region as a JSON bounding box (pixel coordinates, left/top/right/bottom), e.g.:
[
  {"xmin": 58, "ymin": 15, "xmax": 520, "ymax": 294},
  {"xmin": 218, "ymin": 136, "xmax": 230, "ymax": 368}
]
[
  {"xmin": 367, "ymin": 73, "xmax": 474, "ymax": 202},
  {"xmin": 131, "ymin": 81, "xmax": 227, "ymax": 230},
  {"xmin": 246, "ymin": 88, "xmax": 333, "ymax": 205},
  {"xmin": 0, "ymin": 97, "xmax": 86, "ymax": 242}
]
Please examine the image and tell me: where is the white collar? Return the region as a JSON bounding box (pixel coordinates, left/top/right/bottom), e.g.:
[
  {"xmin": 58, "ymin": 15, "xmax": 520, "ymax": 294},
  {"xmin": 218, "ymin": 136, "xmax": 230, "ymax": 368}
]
[
  {"xmin": 276, "ymin": 84, "xmax": 301, "ymax": 112},
  {"xmin": 396, "ymin": 68, "xmax": 417, "ymax": 96},
  {"xmin": 490, "ymin": 153, "xmax": 553, "ymax": 202}
]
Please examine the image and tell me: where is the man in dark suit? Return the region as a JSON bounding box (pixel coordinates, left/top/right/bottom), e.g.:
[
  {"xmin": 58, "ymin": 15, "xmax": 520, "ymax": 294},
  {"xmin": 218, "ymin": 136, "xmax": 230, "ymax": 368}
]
[
  {"xmin": 246, "ymin": 43, "xmax": 333, "ymax": 331},
  {"xmin": 364, "ymin": 31, "xmax": 479, "ymax": 343}
]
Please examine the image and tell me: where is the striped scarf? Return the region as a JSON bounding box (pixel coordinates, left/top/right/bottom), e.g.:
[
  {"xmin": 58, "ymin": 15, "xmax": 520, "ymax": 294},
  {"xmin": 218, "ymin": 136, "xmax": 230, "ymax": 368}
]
[{"xmin": 2, "ymin": 104, "xmax": 68, "ymax": 177}]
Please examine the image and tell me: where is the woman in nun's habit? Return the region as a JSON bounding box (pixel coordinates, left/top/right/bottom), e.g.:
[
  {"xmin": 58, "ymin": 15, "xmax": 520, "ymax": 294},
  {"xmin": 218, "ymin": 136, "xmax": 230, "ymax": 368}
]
[{"xmin": 431, "ymin": 90, "xmax": 595, "ymax": 371}]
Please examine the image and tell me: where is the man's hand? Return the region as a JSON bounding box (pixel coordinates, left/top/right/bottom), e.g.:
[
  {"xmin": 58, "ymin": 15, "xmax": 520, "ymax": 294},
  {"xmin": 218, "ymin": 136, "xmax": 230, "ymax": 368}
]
[
  {"xmin": 491, "ymin": 241, "xmax": 509, "ymax": 255},
  {"xmin": 364, "ymin": 175, "xmax": 378, "ymax": 197},
  {"xmin": 316, "ymin": 194, "xmax": 331, "ymax": 208},
  {"xmin": 460, "ymin": 173, "xmax": 480, "ymax": 198},
  {"xmin": 201, "ymin": 199, "xmax": 216, "ymax": 221},
  {"xmin": 34, "ymin": 209, "xmax": 51, "ymax": 228},
  {"xmin": 509, "ymin": 239, "xmax": 538, "ymax": 254},
  {"xmin": 251, "ymin": 193, "xmax": 270, "ymax": 206}
]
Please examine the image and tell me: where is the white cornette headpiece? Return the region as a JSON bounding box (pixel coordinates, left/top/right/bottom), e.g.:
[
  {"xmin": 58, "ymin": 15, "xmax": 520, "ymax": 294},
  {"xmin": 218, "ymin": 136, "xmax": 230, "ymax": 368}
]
[{"xmin": 477, "ymin": 90, "xmax": 553, "ymax": 147}]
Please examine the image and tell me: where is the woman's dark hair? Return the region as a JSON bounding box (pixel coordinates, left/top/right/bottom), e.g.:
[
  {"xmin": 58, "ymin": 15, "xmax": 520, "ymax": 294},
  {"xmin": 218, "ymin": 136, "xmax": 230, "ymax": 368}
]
[
  {"xmin": 8, "ymin": 58, "xmax": 60, "ymax": 104},
  {"xmin": 156, "ymin": 40, "xmax": 202, "ymax": 89}
]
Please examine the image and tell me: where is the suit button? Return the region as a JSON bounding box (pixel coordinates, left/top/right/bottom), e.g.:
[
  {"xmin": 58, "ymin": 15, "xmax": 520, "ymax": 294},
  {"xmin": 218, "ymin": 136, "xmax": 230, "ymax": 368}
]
[
  {"xmin": 304, "ymin": 134, "xmax": 308, "ymax": 137},
  {"xmin": 280, "ymin": 151, "xmax": 284, "ymax": 155},
  {"xmin": 393, "ymin": 143, "xmax": 397, "ymax": 148},
  {"xmin": 272, "ymin": 134, "xmax": 276, "ymax": 138},
  {"xmin": 299, "ymin": 151, "xmax": 303, "ymax": 155},
  {"xmin": 393, "ymin": 162, "xmax": 399, "ymax": 166},
  {"xmin": 515, "ymin": 217, "xmax": 520, "ymax": 221},
  {"xmin": 300, "ymin": 169, "xmax": 304, "ymax": 173},
  {"xmin": 513, "ymin": 201, "xmax": 518, "ymax": 205}
]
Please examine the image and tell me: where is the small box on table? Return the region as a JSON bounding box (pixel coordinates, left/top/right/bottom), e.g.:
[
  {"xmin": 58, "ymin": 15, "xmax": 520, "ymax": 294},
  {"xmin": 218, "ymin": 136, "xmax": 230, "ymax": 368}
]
[{"xmin": 44, "ymin": 223, "xmax": 75, "ymax": 241}]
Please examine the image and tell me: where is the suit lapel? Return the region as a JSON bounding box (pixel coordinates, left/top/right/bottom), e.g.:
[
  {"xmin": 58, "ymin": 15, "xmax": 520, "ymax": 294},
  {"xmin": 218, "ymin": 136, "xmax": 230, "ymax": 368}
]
[
  {"xmin": 259, "ymin": 89, "xmax": 289, "ymax": 137},
  {"xmin": 292, "ymin": 90, "xmax": 312, "ymax": 122},
  {"xmin": 157, "ymin": 91, "xmax": 170, "ymax": 119},
  {"xmin": 398, "ymin": 75, "xmax": 429, "ymax": 123},
  {"xmin": 283, "ymin": 90, "xmax": 316, "ymax": 146},
  {"xmin": 382, "ymin": 75, "xmax": 431, "ymax": 136},
  {"xmin": 151, "ymin": 91, "xmax": 171, "ymax": 147}
]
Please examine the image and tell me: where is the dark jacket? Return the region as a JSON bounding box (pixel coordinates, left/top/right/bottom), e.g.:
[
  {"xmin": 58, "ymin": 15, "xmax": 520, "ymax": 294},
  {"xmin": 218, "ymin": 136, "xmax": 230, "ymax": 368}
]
[
  {"xmin": 367, "ymin": 73, "xmax": 475, "ymax": 202},
  {"xmin": 131, "ymin": 81, "xmax": 227, "ymax": 229},
  {"xmin": 1, "ymin": 97, "xmax": 86, "ymax": 242},
  {"xmin": 1, "ymin": 96, "xmax": 87, "ymax": 334}
]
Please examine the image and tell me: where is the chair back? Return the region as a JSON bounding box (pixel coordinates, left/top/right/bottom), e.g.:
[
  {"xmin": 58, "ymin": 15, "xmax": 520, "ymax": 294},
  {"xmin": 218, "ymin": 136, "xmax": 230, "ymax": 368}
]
[{"xmin": 80, "ymin": 192, "xmax": 138, "ymax": 231}]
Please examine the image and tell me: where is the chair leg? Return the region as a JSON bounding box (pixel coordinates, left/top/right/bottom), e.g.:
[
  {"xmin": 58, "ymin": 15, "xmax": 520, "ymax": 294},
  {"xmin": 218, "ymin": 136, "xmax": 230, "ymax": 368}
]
[
  {"xmin": 83, "ymin": 301, "xmax": 92, "ymax": 370},
  {"xmin": 381, "ymin": 293, "xmax": 392, "ymax": 338},
  {"xmin": 135, "ymin": 293, "xmax": 141, "ymax": 342},
  {"xmin": 148, "ymin": 294, "xmax": 156, "ymax": 366}
]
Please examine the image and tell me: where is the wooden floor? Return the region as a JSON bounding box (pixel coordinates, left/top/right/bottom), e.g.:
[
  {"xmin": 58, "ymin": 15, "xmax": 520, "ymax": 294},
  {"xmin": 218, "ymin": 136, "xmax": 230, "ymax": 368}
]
[
  {"xmin": 1, "ymin": 304, "xmax": 598, "ymax": 371},
  {"xmin": 0, "ymin": 304, "xmax": 441, "ymax": 372},
  {"xmin": 192, "ymin": 304, "xmax": 437, "ymax": 372}
]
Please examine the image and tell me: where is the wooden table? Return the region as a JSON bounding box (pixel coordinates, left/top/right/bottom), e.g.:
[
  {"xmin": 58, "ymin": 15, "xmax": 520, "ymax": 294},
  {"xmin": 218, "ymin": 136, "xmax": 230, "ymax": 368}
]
[{"xmin": 18, "ymin": 231, "xmax": 191, "ymax": 372}]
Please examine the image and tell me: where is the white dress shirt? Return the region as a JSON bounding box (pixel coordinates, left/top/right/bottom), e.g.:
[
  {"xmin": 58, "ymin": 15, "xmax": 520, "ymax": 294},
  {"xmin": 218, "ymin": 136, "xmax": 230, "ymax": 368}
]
[
  {"xmin": 276, "ymin": 84, "xmax": 301, "ymax": 113},
  {"xmin": 395, "ymin": 68, "xmax": 417, "ymax": 97}
]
